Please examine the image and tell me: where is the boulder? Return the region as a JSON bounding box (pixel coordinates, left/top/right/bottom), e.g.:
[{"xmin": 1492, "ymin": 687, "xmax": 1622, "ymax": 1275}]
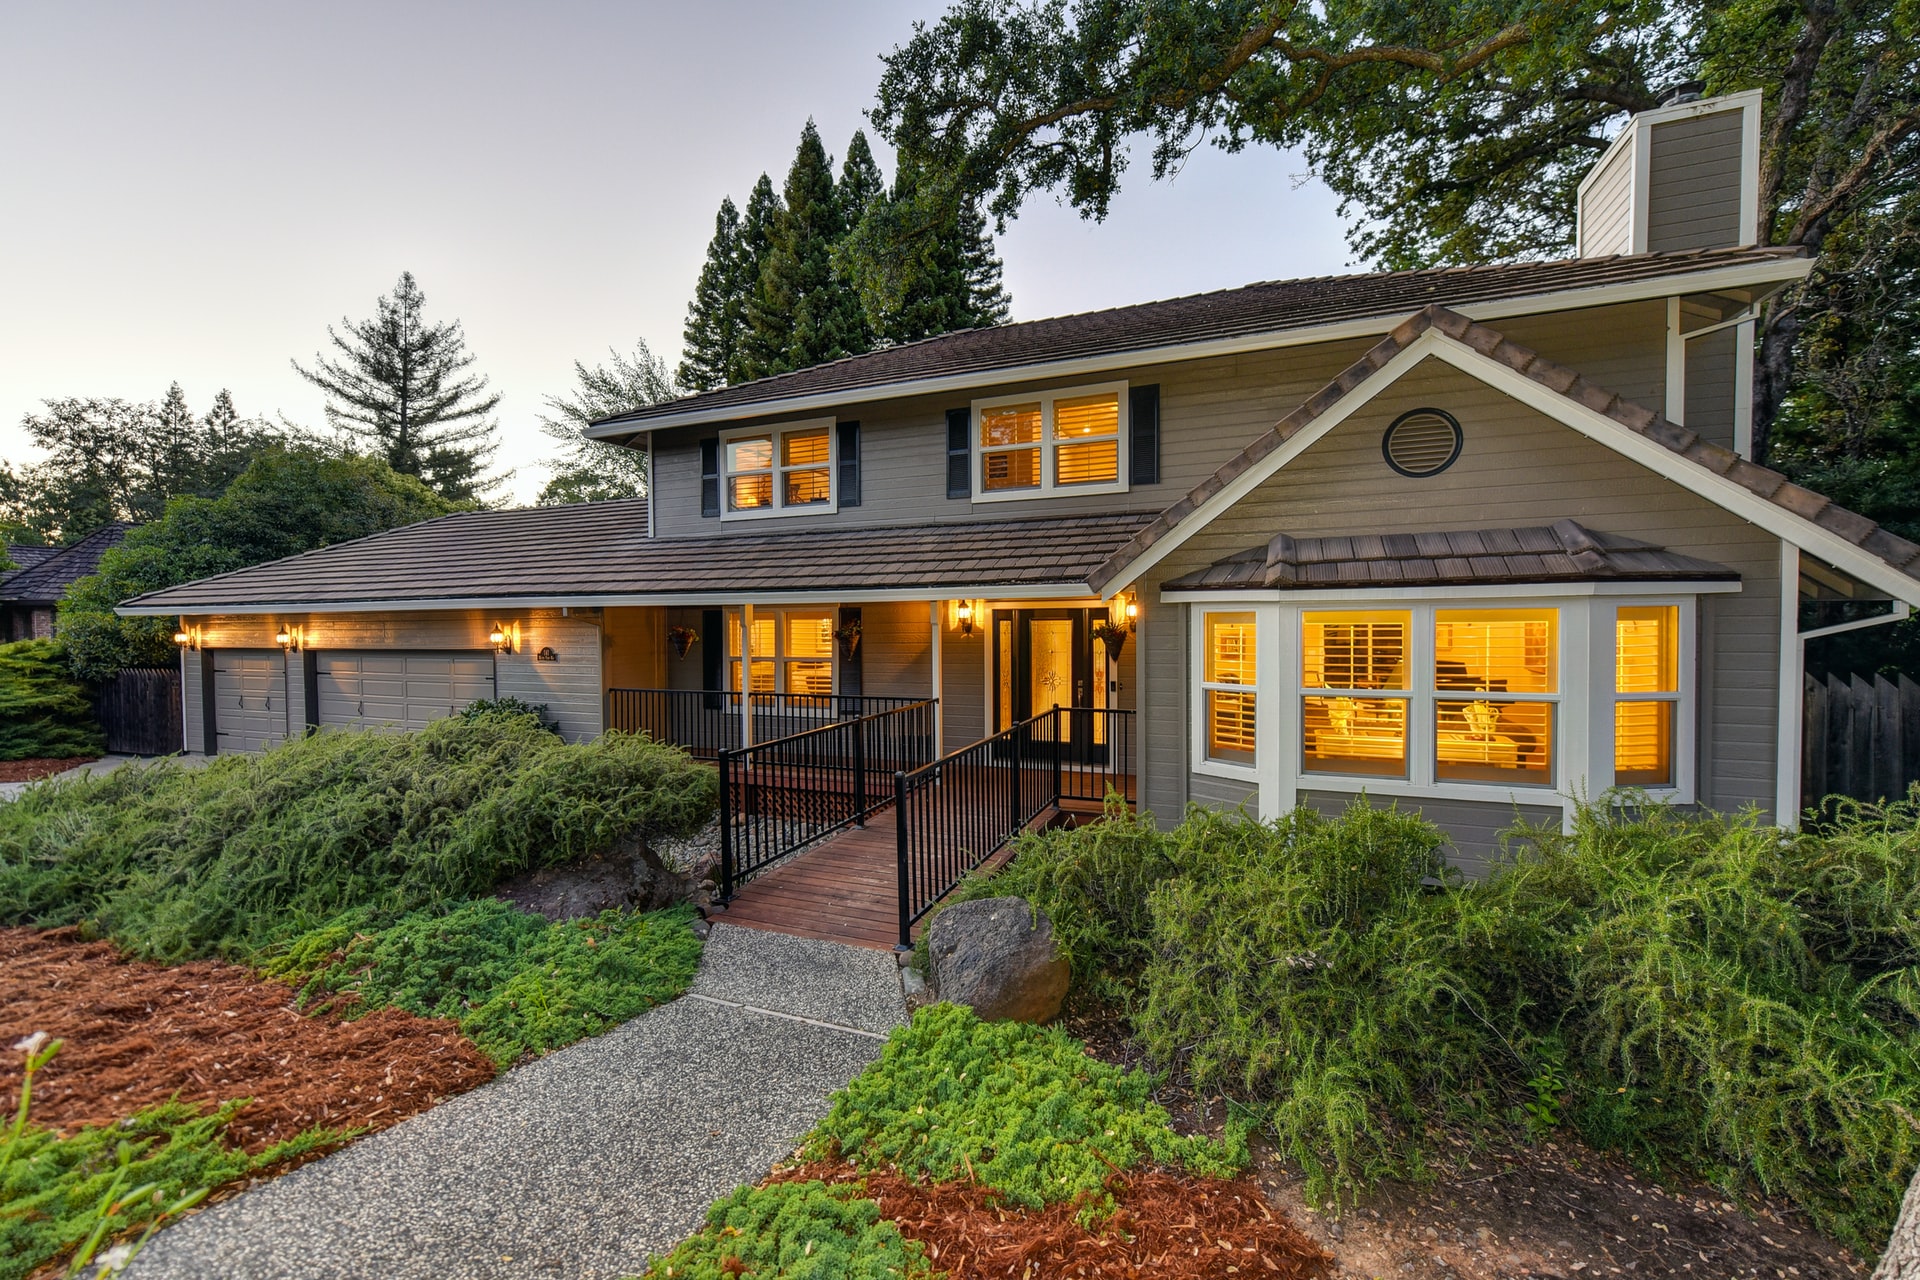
[
  {"xmin": 494, "ymin": 834, "xmax": 692, "ymax": 922},
  {"xmin": 926, "ymin": 896, "xmax": 1070, "ymax": 1023}
]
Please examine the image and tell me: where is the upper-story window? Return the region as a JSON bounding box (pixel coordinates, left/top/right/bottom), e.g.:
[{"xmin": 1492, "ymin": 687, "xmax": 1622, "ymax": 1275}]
[
  {"xmin": 973, "ymin": 382, "xmax": 1128, "ymax": 501},
  {"xmin": 722, "ymin": 419, "xmax": 836, "ymax": 520}
]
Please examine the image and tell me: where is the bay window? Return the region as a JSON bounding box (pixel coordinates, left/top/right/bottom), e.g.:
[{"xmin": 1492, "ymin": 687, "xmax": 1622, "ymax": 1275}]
[
  {"xmin": 974, "ymin": 383, "xmax": 1127, "ymax": 500},
  {"xmin": 721, "ymin": 420, "xmax": 835, "ymax": 518},
  {"xmin": 1613, "ymin": 605, "xmax": 1679, "ymax": 786},
  {"xmin": 1302, "ymin": 611, "xmax": 1409, "ymax": 777},
  {"xmin": 1432, "ymin": 609, "xmax": 1557, "ymax": 786}
]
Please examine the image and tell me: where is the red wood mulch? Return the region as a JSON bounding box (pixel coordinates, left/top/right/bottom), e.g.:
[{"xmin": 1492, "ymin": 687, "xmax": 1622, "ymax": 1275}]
[
  {"xmin": 0, "ymin": 757, "xmax": 98, "ymax": 783},
  {"xmin": 780, "ymin": 1161, "xmax": 1334, "ymax": 1280},
  {"xmin": 0, "ymin": 927, "xmax": 497, "ymax": 1153}
]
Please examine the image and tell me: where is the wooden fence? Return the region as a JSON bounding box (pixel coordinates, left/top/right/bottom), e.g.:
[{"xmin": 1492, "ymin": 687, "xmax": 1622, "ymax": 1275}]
[
  {"xmin": 95, "ymin": 667, "xmax": 183, "ymax": 756},
  {"xmin": 1803, "ymin": 672, "xmax": 1920, "ymax": 805}
]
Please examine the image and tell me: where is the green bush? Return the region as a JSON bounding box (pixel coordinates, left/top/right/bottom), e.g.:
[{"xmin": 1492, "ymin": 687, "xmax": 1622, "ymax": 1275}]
[
  {"xmin": 807, "ymin": 1002, "xmax": 1242, "ymax": 1219},
  {"xmin": 641, "ymin": 1180, "xmax": 934, "ymax": 1280},
  {"xmin": 0, "ymin": 640, "xmax": 103, "ymax": 762},
  {"xmin": 263, "ymin": 900, "xmax": 704, "ymax": 1065},
  {"xmin": 968, "ymin": 795, "xmax": 1920, "ymax": 1255},
  {"xmin": 0, "ymin": 716, "xmax": 716, "ymax": 960},
  {"xmin": 0, "ymin": 1096, "xmax": 346, "ymax": 1280}
]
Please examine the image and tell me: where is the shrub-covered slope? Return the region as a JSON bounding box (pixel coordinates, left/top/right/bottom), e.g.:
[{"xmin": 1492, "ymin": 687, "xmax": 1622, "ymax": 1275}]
[
  {"xmin": 0, "ymin": 713, "xmax": 716, "ymax": 960},
  {"xmin": 0, "ymin": 640, "xmax": 103, "ymax": 762}
]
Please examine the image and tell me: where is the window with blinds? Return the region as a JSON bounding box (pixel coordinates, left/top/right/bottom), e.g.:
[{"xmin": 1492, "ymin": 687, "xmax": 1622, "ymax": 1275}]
[
  {"xmin": 974, "ymin": 384, "xmax": 1128, "ymax": 500},
  {"xmin": 729, "ymin": 610, "xmax": 835, "ymax": 697},
  {"xmin": 1203, "ymin": 612, "xmax": 1257, "ymax": 765},
  {"xmin": 1614, "ymin": 605, "xmax": 1679, "ymax": 785},
  {"xmin": 720, "ymin": 421, "xmax": 835, "ymax": 518},
  {"xmin": 1303, "ymin": 611, "xmax": 1409, "ymax": 776},
  {"xmin": 1434, "ymin": 609, "xmax": 1556, "ymax": 785}
]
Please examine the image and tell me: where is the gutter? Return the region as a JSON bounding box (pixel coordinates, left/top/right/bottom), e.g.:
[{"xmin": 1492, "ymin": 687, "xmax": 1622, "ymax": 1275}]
[{"xmin": 584, "ymin": 255, "xmax": 1812, "ymax": 439}]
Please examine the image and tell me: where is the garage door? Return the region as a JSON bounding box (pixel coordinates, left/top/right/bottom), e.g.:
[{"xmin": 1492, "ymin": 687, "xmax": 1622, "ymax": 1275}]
[
  {"xmin": 315, "ymin": 651, "xmax": 496, "ymax": 732},
  {"xmin": 212, "ymin": 649, "xmax": 289, "ymax": 753}
]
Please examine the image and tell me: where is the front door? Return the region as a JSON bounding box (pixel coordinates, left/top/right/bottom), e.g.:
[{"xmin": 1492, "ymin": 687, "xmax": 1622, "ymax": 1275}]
[{"xmin": 992, "ymin": 609, "xmax": 1107, "ymax": 763}]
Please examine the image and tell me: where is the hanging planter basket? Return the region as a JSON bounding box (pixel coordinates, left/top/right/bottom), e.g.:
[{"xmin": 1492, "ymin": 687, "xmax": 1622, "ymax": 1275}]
[
  {"xmin": 834, "ymin": 620, "xmax": 863, "ymax": 661},
  {"xmin": 1092, "ymin": 620, "xmax": 1128, "ymax": 662},
  {"xmin": 668, "ymin": 626, "xmax": 700, "ymax": 660}
]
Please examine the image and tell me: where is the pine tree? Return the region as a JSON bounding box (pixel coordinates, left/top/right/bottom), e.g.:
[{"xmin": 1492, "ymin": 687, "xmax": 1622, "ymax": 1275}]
[
  {"xmin": 742, "ymin": 121, "xmax": 870, "ymax": 381},
  {"xmin": 837, "ymin": 130, "xmax": 885, "ymax": 237},
  {"xmin": 874, "ymin": 166, "xmax": 1012, "ymax": 344},
  {"xmin": 727, "ymin": 175, "xmax": 782, "ymax": 384},
  {"xmin": 292, "ymin": 271, "xmax": 503, "ymax": 503},
  {"xmin": 678, "ymin": 198, "xmax": 745, "ymax": 392}
]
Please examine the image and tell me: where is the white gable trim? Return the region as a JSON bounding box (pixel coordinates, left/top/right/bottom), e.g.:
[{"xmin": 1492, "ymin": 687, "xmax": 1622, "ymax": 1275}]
[{"xmin": 1104, "ymin": 328, "xmax": 1920, "ymax": 608}]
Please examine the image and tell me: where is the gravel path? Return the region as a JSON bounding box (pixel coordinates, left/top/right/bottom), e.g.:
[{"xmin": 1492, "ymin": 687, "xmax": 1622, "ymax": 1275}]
[{"xmin": 126, "ymin": 924, "xmax": 906, "ymax": 1280}]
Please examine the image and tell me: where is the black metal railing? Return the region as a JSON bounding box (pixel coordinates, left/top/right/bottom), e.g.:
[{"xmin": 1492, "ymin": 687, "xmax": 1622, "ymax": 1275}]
[
  {"xmin": 606, "ymin": 688, "xmax": 929, "ymax": 759},
  {"xmin": 719, "ymin": 699, "xmax": 938, "ymax": 898},
  {"xmin": 894, "ymin": 706, "xmax": 1135, "ymax": 947}
]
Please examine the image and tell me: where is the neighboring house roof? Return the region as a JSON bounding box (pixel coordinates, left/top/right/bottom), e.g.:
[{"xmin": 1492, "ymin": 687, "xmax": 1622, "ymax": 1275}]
[
  {"xmin": 1091, "ymin": 305, "xmax": 1920, "ymax": 606},
  {"xmin": 1164, "ymin": 520, "xmax": 1739, "ymax": 591},
  {"xmin": 118, "ymin": 504, "xmax": 1157, "ymax": 614},
  {"xmin": 2, "ymin": 545, "xmax": 59, "ymax": 578},
  {"xmin": 0, "ymin": 522, "xmax": 135, "ymax": 605},
  {"xmin": 588, "ymin": 246, "xmax": 1809, "ymax": 436}
]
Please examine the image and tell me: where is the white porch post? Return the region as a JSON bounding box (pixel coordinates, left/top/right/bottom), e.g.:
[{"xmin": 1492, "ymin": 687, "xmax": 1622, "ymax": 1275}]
[
  {"xmin": 1776, "ymin": 541, "xmax": 1802, "ymax": 830},
  {"xmin": 930, "ymin": 600, "xmax": 945, "ymax": 752},
  {"xmin": 740, "ymin": 602, "xmax": 754, "ymax": 749}
]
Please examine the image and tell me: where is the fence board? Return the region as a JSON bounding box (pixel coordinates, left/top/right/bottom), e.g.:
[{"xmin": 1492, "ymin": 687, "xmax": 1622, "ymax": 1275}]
[
  {"xmin": 1804, "ymin": 671, "xmax": 1920, "ymax": 806},
  {"xmin": 95, "ymin": 667, "xmax": 183, "ymax": 756}
]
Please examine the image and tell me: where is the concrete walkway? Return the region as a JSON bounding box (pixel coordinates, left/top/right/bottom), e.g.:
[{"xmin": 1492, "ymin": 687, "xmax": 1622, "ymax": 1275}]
[{"xmin": 126, "ymin": 924, "xmax": 907, "ymax": 1280}]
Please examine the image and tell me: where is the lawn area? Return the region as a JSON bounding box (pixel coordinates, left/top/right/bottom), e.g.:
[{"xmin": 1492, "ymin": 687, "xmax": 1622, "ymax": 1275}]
[{"xmin": 0, "ymin": 709, "xmax": 717, "ymax": 1279}]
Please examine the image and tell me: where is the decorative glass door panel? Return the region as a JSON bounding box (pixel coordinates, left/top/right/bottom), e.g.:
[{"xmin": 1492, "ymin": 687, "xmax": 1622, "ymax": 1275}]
[
  {"xmin": 1029, "ymin": 619, "xmax": 1075, "ymax": 741},
  {"xmin": 990, "ymin": 608, "xmax": 1104, "ymax": 763}
]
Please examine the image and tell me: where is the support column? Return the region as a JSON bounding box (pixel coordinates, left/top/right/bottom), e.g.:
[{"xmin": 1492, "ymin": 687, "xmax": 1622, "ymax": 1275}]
[
  {"xmin": 740, "ymin": 602, "xmax": 754, "ymax": 749},
  {"xmin": 930, "ymin": 600, "xmax": 945, "ymax": 753}
]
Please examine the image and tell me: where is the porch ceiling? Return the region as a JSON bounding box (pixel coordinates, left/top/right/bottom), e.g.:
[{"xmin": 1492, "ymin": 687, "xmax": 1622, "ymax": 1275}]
[{"xmin": 118, "ymin": 505, "xmax": 1157, "ymax": 615}]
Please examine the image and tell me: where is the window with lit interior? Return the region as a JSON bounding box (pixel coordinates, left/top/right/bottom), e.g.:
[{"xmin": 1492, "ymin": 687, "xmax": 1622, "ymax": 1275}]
[
  {"xmin": 1613, "ymin": 605, "xmax": 1678, "ymax": 786},
  {"xmin": 722, "ymin": 421, "xmax": 834, "ymax": 518},
  {"xmin": 728, "ymin": 610, "xmax": 835, "ymax": 699},
  {"xmin": 1432, "ymin": 609, "xmax": 1556, "ymax": 786},
  {"xmin": 974, "ymin": 384, "xmax": 1126, "ymax": 499},
  {"xmin": 1201, "ymin": 612, "xmax": 1257, "ymax": 766},
  {"xmin": 1302, "ymin": 611, "xmax": 1410, "ymax": 777}
]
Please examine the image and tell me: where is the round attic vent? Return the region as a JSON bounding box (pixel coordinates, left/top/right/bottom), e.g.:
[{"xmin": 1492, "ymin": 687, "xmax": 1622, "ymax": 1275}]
[{"xmin": 1382, "ymin": 408, "xmax": 1463, "ymax": 477}]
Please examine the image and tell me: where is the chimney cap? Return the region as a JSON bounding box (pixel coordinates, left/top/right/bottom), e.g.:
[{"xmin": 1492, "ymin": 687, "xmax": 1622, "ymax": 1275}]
[{"xmin": 1658, "ymin": 79, "xmax": 1707, "ymax": 107}]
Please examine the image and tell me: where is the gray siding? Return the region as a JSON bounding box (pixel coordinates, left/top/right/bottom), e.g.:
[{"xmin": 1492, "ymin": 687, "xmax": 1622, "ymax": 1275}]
[
  {"xmin": 940, "ymin": 622, "xmax": 988, "ymax": 751},
  {"xmin": 1141, "ymin": 596, "xmax": 1190, "ymax": 824},
  {"xmin": 1647, "ymin": 111, "xmax": 1747, "ymax": 252},
  {"xmin": 1191, "ymin": 772, "xmax": 1260, "ymax": 814},
  {"xmin": 1578, "ymin": 141, "xmax": 1636, "ymax": 257},
  {"xmin": 1684, "ymin": 323, "xmax": 1738, "ymax": 451},
  {"xmin": 649, "ymin": 302, "xmax": 1671, "ymax": 544},
  {"xmin": 862, "ymin": 601, "xmax": 934, "ymax": 700},
  {"xmin": 1143, "ymin": 356, "xmax": 1785, "ymax": 820},
  {"xmin": 1299, "ymin": 790, "xmax": 1561, "ymax": 878},
  {"xmin": 180, "ymin": 608, "xmax": 606, "ymax": 747}
]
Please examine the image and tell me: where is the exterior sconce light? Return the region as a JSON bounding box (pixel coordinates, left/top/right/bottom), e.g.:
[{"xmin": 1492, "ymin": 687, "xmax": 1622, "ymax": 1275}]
[
  {"xmin": 1108, "ymin": 593, "xmax": 1140, "ymax": 634},
  {"xmin": 956, "ymin": 601, "xmax": 975, "ymax": 637},
  {"xmin": 275, "ymin": 625, "xmax": 302, "ymax": 653},
  {"xmin": 173, "ymin": 625, "xmax": 201, "ymax": 650},
  {"xmin": 1124, "ymin": 598, "xmax": 1139, "ymax": 632},
  {"xmin": 946, "ymin": 599, "xmax": 985, "ymax": 637},
  {"xmin": 489, "ymin": 624, "xmax": 516, "ymax": 654}
]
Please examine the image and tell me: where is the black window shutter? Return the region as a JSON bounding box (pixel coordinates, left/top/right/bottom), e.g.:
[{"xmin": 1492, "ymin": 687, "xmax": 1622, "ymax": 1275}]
[
  {"xmin": 700, "ymin": 609, "xmax": 723, "ymax": 707},
  {"xmin": 699, "ymin": 439, "xmax": 720, "ymax": 517},
  {"xmin": 946, "ymin": 407, "xmax": 971, "ymax": 499},
  {"xmin": 1129, "ymin": 384, "xmax": 1161, "ymax": 486},
  {"xmin": 837, "ymin": 421, "xmax": 861, "ymax": 507}
]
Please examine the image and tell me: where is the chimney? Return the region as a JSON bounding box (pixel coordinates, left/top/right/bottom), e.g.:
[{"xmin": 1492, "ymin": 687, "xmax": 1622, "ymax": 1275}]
[{"xmin": 1576, "ymin": 89, "xmax": 1761, "ymax": 257}]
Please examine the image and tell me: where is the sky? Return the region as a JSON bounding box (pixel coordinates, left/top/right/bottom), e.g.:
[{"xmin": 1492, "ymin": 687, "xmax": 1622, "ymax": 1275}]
[{"xmin": 0, "ymin": 1, "xmax": 1353, "ymax": 506}]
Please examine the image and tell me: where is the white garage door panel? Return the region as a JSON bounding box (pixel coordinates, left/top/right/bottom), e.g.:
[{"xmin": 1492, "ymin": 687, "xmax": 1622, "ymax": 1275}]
[
  {"xmin": 316, "ymin": 651, "xmax": 495, "ymax": 732},
  {"xmin": 213, "ymin": 650, "xmax": 288, "ymax": 753}
]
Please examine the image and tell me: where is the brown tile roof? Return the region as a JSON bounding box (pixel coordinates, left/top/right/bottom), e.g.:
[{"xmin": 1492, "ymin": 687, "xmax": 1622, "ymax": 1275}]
[
  {"xmin": 1090, "ymin": 304, "xmax": 1920, "ymax": 596},
  {"xmin": 119, "ymin": 503, "xmax": 1155, "ymax": 613},
  {"xmin": 0, "ymin": 523, "xmax": 135, "ymax": 605},
  {"xmin": 1164, "ymin": 520, "xmax": 1739, "ymax": 591},
  {"xmin": 593, "ymin": 246, "xmax": 1805, "ymax": 432}
]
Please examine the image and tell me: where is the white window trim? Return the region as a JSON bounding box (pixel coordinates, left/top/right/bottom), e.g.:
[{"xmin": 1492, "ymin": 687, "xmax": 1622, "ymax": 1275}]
[
  {"xmin": 1189, "ymin": 594, "xmax": 1704, "ymax": 816},
  {"xmin": 971, "ymin": 380, "xmax": 1129, "ymax": 503},
  {"xmin": 725, "ymin": 605, "xmax": 839, "ymax": 697},
  {"xmin": 718, "ymin": 418, "xmax": 838, "ymax": 521}
]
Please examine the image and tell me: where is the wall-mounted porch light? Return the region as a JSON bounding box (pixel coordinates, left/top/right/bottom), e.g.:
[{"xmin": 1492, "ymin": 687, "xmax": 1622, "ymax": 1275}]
[
  {"xmin": 488, "ymin": 623, "xmax": 516, "ymax": 654},
  {"xmin": 173, "ymin": 624, "xmax": 202, "ymax": 650},
  {"xmin": 275, "ymin": 624, "xmax": 303, "ymax": 653},
  {"xmin": 945, "ymin": 598, "xmax": 986, "ymax": 637},
  {"xmin": 1109, "ymin": 591, "xmax": 1139, "ymax": 633}
]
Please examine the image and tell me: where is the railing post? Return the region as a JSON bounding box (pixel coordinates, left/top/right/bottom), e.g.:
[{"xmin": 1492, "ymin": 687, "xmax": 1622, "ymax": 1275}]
[
  {"xmin": 1051, "ymin": 704, "xmax": 1063, "ymax": 808},
  {"xmin": 895, "ymin": 770, "xmax": 913, "ymax": 951},
  {"xmin": 853, "ymin": 716, "xmax": 867, "ymax": 827},
  {"xmin": 718, "ymin": 750, "xmax": 735, "ymax": 902}
]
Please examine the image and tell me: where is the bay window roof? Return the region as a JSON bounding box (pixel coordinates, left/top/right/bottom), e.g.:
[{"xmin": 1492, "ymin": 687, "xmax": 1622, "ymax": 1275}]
[{"xmin": 1165, "ymin": 520, "xmax": 1738, "ymax": 591}]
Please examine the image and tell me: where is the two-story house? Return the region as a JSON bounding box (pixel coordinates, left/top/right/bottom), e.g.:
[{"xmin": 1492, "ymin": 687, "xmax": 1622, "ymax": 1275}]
[{"xmin": 123, "ymin": 90, "xmax": 1920, "ymax": 894}]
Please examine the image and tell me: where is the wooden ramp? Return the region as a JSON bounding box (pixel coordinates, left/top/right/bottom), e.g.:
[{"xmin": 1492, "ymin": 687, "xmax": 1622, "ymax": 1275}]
[{"xmin": 717, "ymin": 809, "xmax": 905, "ymax": 951}]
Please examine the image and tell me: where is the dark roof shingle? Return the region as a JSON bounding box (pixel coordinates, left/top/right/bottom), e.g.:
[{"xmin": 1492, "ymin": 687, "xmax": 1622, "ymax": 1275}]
[
  {"xmin": 1165, "ymin": 520, "xmax": 1738, "ymax": 590},
  {"xmin": 0, "ymin": 523, "xmax": 135, "ymax": 604},
  {"xmin": 120, "ymin": 502, "xmax": 1154, "ymax": 612},
  {"xmin": 593, "ymin": 246, "xmax": 1805, "ymax": 431}
]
